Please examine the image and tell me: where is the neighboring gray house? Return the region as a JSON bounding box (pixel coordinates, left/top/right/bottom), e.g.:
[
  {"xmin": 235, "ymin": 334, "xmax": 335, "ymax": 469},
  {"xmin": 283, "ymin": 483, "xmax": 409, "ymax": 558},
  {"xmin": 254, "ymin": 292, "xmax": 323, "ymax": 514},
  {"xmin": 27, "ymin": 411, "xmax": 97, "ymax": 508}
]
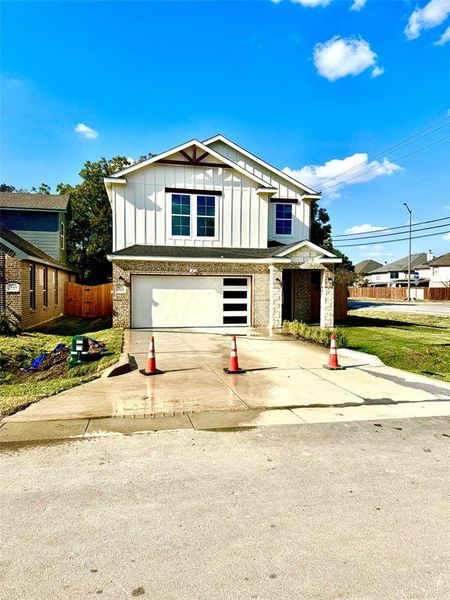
[
  {"xmin": 0, "ymin": 193, "xmax": 75, "ymax": 330},
  {"xmin": 0, "ymin": 192, "xmax": 68, "ymax": 262},
  {"xmin": 104, "ymin": 135, "xmax": 342, "ymax": 330}
]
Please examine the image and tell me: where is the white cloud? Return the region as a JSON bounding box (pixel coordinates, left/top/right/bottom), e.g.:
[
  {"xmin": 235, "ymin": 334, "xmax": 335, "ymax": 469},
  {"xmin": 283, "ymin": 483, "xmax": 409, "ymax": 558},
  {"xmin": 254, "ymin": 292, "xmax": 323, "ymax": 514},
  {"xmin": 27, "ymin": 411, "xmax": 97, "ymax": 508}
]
[
  {"xmin": 345, "ymin": 224, "xmax": 385, "ymax": 234},
  {"xmin": 283, "ymin": 152, "xmax": 402, "ymax": 196},
  {"xmin": 371, "ymin": 65, "xmax": 384, "ymax": 78},
  {"xmin": 74, "ymin": 123, "xmax": 98, "ymax": 139},
  {"xmin": 350, "ymin": 0, "xmax": 367, "ymax": 10},
  {"xmin": 405, "ymin": 0, "xmax": 450, "ymax": 40},
  {"xmin": 313, "ymin": 36, "xmax": 381, "ymax": 81},
  {"xmin": 443, "ymin": 233, "xmax": 450, "ymax": 241},
  {"xmin": 434, "ymin": 25, "xmax": 450, "ymax": 44}
]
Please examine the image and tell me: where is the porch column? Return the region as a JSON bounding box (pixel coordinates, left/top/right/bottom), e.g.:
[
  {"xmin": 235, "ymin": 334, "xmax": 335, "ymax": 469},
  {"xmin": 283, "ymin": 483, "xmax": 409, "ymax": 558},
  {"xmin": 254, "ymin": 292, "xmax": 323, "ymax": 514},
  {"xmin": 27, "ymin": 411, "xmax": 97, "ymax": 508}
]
[
  {"xmin": 269, "ymin": 265, "xmax": 283, "ymax": 330},
  {"xmin": 320, "ymin": 267, "xmax": 335, "ymax": 328}
]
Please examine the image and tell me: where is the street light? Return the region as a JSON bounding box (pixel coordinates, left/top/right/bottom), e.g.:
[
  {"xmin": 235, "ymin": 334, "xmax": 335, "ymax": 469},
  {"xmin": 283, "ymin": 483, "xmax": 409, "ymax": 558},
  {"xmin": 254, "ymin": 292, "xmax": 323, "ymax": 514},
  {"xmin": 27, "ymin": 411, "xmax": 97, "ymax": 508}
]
[{"xmin": 403, "ymin": 203, "xmax": 412, "ymax": 302}]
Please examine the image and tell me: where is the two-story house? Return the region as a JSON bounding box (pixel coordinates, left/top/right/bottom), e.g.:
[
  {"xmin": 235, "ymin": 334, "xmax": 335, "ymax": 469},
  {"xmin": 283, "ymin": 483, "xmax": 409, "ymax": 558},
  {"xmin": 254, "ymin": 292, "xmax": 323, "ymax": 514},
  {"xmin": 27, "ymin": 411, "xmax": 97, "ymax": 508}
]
[
  {"xmin": 0, "ymin": 192, "xmax": 76, "ymax": 330},
  {"xmin": 105, "ymin": 136, "xmax": 342, "ymax": 330},
  {"xmin": 367, "ymin": 252, "xmax": 433, "ymax": 287}
]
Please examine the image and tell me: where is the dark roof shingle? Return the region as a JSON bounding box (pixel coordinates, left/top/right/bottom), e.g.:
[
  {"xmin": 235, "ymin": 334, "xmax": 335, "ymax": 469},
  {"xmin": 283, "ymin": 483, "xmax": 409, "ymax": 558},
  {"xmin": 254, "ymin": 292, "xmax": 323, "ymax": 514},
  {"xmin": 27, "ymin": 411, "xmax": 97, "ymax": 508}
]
[
  {"xmin": 0, "ymin": 192, "xmax": 69, "ymax": 211},
  {"xmin": 369, "ymin": 253, "xmax": 428, "ymax": 274},
  {"xmin": 354, "ymin": 259, "xmax": 382, "ymax": 274},
  {"xmin": 428, "ymin": 252, "xmax": 450, "ymax": 267}
]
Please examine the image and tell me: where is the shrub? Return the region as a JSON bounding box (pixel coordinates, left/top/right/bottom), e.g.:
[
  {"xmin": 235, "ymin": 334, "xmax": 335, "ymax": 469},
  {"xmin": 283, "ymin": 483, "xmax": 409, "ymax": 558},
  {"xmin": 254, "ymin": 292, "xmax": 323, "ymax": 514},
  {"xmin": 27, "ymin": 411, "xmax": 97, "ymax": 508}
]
[{"xmin": 282, "ymin": 320, "xmax": 348, "ymax": 348}]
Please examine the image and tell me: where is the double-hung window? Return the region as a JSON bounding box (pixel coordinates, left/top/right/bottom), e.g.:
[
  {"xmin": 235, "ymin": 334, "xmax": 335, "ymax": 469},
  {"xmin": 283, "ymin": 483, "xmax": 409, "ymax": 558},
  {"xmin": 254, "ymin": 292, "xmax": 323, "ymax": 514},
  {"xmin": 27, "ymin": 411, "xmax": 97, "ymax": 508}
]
[
  {"xmin": 196, "ymin": 196, "xmax": 216, "ymax": 237},
  {"xmin": 171, "ymin": 194, "xmax": 191, "ymax": 237},
  {"xmin": 171, "ymin": 194, "xmax": 216, "ymax": 238},
  {"xmin": 275, "ymin": 204, "xmax": 293, "ymax": 236}
]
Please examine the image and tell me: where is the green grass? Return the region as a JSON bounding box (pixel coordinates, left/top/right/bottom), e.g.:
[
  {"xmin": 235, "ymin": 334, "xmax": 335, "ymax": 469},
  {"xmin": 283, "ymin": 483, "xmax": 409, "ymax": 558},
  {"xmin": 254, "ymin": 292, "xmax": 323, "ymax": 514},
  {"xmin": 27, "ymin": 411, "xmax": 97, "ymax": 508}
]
[
  {"xmin": 340, "ymin": 310, "xmax": 450, "ymax": 382},
  {"xmin": 0, "ymin": 316, "xmax": 123, "ymax": 418}
]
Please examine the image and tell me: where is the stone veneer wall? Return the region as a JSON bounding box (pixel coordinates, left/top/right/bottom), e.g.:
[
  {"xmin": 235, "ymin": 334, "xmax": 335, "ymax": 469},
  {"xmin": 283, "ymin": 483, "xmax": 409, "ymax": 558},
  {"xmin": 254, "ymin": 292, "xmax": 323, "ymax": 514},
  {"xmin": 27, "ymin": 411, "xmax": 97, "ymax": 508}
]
[
  {"xmin": 112, "ymin": 260, "xmax": 272, "ymax": 329},
  {"xmin": 112, "ymin": 260, "xmax": 336, "ymax": 329}
]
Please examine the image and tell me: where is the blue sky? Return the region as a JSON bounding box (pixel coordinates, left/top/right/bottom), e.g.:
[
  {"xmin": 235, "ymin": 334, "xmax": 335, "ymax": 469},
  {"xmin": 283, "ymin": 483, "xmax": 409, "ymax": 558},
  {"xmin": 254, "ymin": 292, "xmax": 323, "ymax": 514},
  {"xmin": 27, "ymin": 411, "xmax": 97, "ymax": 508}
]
[{"xmin": 1, "ymin": 0, "xmax": 449, "ymax": 264}]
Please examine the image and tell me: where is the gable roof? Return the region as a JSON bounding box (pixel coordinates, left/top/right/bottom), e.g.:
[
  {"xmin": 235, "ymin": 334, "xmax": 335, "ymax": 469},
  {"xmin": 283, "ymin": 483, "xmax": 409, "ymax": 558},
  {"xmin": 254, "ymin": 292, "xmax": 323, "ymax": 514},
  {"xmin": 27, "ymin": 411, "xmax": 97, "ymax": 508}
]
[
  {"xmin": 203, "ymin": 134, "xmax": 320, "ymax": 198},
  {"xmin": 0, "ymin": 192, "xmax": 69, "ymax": 211},
  {"xmin": 108, "ymin": 139, "xmax": 274, "ymax": 190},
  {"xmin": 354, "ymin": 259, "xmax": 382, "ymax": 274},
  {"xmin": 0, "ymin": 224, "xmax": 76, "ymax": 271},
  {"xmin": 428, "ymin": 252, "xmax": 450, "ymax": 267},
  {"xmin": 369, "ymin": 253, "xmax": 428, "ymax": 274}
]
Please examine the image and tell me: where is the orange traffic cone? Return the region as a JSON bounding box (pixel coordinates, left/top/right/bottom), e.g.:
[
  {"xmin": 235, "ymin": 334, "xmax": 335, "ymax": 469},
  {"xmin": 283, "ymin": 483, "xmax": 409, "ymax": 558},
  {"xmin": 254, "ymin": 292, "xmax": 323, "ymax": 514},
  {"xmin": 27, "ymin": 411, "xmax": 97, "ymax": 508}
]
[
  {"xmin": 140, "ymin": 336, "xmax": 163, "ymax": 376},
  {"xmin": 324, "ymin": 334, "xmax": 344, "ymax": 370},
  {"xmin": 224, "ymin": 335, "xmax": 246, "ymax": 374}
]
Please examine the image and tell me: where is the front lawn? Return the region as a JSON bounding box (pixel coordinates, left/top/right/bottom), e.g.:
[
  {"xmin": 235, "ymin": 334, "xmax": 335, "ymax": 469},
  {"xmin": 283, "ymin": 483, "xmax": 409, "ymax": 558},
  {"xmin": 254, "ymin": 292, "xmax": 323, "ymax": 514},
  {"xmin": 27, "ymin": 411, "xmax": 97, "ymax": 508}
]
[
  {"xmin": 340, "ymin": 310, "xmax": 450, "ymax": 383},
  {"xmin": 0, "ymin": 316, "xmax": 123, "ymax": 418}
]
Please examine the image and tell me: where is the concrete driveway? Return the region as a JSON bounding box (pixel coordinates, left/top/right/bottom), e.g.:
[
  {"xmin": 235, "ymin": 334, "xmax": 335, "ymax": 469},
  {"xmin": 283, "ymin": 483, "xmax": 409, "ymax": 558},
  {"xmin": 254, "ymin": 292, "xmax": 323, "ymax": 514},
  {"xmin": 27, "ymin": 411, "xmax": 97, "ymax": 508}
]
[{"xmin": 2, "ymin": 328, "xmax": 450, "ymax": 436}]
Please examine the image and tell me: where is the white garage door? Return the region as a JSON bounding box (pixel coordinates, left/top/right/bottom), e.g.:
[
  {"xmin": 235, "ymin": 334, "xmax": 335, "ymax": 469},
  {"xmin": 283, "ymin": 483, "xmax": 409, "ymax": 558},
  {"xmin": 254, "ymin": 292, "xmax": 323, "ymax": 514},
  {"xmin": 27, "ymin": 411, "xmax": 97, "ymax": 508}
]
[{"xmin": 131, "ymin": 276, "xmax": 250, "ymax": 328}]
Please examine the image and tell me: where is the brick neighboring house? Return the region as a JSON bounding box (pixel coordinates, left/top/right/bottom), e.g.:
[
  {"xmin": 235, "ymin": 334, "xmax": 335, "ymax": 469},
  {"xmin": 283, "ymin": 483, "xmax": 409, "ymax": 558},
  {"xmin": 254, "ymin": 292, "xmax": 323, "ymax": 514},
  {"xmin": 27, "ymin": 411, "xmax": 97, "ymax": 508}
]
[{"xmin": 0, "ymin": 193, "xmax": 76, "ymax": 330}]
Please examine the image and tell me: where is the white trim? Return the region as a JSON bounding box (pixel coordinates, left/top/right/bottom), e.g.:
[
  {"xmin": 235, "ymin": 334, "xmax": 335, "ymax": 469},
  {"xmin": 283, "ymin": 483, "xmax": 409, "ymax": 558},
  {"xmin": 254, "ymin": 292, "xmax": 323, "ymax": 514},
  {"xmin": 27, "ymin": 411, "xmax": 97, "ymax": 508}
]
[
  {"xmin": 317, "ymin": 257, "xmax": 343, "ymax": 264},
  {"xmin": 107, "ymin": 139, "xmax": 273, "ymax": 189},
  {"xmin": 203, "ymin": 134, "xmax": 320, "ymax": 197},
  {"xmin": 273, "ymin": 240, "xmax": 337, "ymax": 258},
  {"xmin": 104, "ymin": 177, "xmax": 126, "ymax": 184},
  {"xmin": 108, "ymin": 254, "xmax": 289, "ymax": 264},
  {"xmin": 256, "ymin": 187, "xmax": 278, "ymax": 195},
  {"xmin": 168, "ymin": 192, "xmax": 220, "ymax": 242}
]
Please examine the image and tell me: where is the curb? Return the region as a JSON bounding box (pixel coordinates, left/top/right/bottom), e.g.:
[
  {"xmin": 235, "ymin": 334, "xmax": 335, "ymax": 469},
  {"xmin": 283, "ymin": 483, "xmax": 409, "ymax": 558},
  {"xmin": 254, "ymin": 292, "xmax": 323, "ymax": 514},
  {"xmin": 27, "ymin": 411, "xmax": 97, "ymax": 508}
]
[
  {"xmin": 338, "ymin": 348, "xmax": 385, "ymax": 367},
  {"xmin": 101, "ymin": 353, "xmax": 137, "ymax": 378}
]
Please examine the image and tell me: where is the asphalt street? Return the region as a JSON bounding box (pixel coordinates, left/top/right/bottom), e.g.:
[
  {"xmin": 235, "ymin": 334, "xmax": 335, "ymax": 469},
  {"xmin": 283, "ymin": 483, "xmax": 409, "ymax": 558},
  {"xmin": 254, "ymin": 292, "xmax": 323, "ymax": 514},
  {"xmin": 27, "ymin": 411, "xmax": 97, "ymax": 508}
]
[
  {"xmin": 1, "ymin": 418, "xmax": 449, "ymax": 599},
  {"xmin": 348, "ymin": 300, "xmax": 450, "ymax": 316}
]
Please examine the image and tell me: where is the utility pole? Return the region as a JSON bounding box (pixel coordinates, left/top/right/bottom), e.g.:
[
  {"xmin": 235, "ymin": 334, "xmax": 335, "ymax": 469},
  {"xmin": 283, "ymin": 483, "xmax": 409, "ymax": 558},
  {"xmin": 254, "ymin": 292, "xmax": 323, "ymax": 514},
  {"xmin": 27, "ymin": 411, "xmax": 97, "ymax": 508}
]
[{"xmin": 403, "ymin": 203, "xmax": 412, "ymax": 302}]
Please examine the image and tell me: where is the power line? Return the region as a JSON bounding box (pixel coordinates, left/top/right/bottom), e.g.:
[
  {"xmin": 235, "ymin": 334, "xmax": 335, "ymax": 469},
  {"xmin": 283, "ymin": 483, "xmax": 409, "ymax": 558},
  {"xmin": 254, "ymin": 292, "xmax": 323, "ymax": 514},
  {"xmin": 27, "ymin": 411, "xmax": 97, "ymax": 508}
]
[
  {"xmin": 334, "ymin": 229, "xmax": 450, "ymax": 248},
  {"xmin": 332, "ymin": 216, "xmax": 450, "ymax": 239},
  {"xmin": 333, "ymin": 222, "xmax": 450, "ymax": 242},
  {"xmin": 317, "ymin": 114, "xmax": 450, "ymax": 188},
  {"xmin": 322, "ymin": 134, "xmax": 450, "ymax": 193}
]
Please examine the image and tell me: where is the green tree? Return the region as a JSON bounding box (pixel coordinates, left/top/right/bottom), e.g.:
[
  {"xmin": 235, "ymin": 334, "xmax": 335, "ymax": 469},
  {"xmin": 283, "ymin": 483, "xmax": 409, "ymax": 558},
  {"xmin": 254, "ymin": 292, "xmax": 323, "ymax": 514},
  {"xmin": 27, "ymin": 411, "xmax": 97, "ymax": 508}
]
[
  {"xmin": 309, "ymin": 200, "xmax": 354, "ymax": 281},
  {"xmin": 31, "ymin": 183, "xmax": 51, "ymax": 194},
  {"xmin": 57, "ymin": 156, "xmax": 133, "ymax": 283}
]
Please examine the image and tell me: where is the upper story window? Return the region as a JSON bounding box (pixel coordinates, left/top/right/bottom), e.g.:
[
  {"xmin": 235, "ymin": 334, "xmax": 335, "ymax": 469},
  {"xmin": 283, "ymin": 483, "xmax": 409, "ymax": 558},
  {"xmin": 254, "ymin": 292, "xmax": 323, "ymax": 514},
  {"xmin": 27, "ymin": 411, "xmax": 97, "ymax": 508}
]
[
  {"xmin": 60, "ymin": 221, "xmax": 65, "ymax": 250},
  {"xmin": 172, "ymin": 195, "xmax": 191, "ymax": 237},
  {"xmin": 390, "ymin": 271, "xmax": 399, "ymax": 279},
  {"xmin": 433, "ymin": 267, "xmax": 440, "ymax": 276},
  {"xmin": 275, "ymin": 204, "xmax": 293, "ymax": 236},
  {"xmin": 171, "ymin": 194, "xmax": 217, "ymax": 238},
  {"xmin": 197, "ymin": 196, "xmax": 216, "ymax": 237}
]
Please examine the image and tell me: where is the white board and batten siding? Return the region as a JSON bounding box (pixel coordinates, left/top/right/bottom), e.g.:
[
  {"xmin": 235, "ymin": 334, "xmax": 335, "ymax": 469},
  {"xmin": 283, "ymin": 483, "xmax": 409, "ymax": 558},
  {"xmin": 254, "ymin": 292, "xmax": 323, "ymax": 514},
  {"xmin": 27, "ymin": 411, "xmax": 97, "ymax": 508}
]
[
  {"xmin": 112, "ymin": 164, "xmax": 268, "ymax": 252},
  {"xmin": 208, "ymin": 139, "xmax": 311, "ymax": 245}
]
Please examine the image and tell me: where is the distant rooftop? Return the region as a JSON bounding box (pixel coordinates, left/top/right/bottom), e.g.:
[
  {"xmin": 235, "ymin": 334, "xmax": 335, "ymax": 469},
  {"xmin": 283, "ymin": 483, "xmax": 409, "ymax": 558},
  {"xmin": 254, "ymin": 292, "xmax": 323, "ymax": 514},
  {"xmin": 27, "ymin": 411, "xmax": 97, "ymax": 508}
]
[
  {"xmin": 354, "ymin": 259, "xmax": 382, "ymax": 274},
  {"xmin": 0, "ymin": 192, "xmax": 69, "ymax": 211},
  {"xmin": 369, "ymin": 253, "xmax": 428, "ymax": 274}
]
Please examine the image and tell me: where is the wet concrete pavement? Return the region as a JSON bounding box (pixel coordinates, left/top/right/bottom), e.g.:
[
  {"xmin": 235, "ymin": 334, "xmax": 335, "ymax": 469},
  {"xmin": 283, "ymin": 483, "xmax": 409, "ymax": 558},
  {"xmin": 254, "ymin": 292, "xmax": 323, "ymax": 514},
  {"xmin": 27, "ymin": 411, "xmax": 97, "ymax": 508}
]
[
  {"xmin": 1, "ymin": 417, "xmax": 449, "ymax": 599},
  {"xmin": 1, "ymin": 328, "xmax": 449, "ymax": 443}
]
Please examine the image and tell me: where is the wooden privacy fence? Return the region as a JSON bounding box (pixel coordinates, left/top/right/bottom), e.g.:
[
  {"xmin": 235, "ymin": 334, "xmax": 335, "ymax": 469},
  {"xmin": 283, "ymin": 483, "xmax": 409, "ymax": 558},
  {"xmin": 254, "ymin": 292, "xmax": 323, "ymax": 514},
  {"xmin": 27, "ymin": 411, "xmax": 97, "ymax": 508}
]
[
  {"xmin": 424, "ymin": 287, "xmax": 450, "ymax": 301},
  {"xmin": 64, "ymin": 282, "xmax": 113, "ymax": 318},
  {"xmin": 348, "ymin": 286, "xmax": 450, "ymax": 301},
  {"xmin": 348, "ymin": 287, "xmax": 407, "ymax": 301},
  {"xmin": 334, "ymin": 285, "xmax": 348, "ymax": 320}
]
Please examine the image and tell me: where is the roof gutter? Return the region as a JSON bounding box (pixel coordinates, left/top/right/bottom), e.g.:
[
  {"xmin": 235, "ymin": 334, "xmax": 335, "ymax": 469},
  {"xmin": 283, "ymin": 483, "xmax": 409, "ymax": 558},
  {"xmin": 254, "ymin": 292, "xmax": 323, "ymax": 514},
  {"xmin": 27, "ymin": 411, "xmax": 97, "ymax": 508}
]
[{"xmin": 107, "ymin": 255, "xmax": 290, "ymax": 264}]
